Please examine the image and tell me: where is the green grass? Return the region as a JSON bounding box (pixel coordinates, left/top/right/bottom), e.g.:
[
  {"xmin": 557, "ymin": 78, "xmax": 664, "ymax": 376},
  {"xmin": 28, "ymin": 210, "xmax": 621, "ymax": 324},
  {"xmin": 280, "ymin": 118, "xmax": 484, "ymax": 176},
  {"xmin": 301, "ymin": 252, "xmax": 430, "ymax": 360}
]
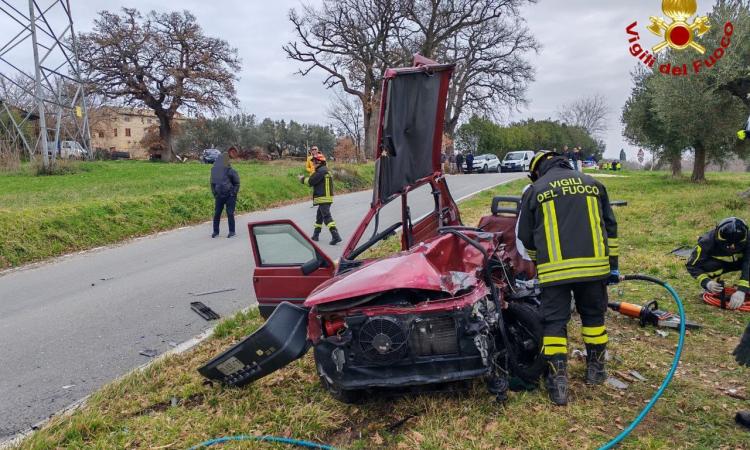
[
  {"xmin": 17, "ymin": 170, "xmax": 750, "ymax": 449},
  {"xmin": 0, "ymin": 160, "xmax": 374, "ymax": 269}
]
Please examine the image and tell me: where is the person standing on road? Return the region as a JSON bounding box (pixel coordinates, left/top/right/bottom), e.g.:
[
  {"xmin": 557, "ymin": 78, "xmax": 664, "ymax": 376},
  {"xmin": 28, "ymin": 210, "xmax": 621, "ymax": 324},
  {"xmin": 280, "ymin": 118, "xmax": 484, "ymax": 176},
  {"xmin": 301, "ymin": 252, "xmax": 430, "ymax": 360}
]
[
  {"xmin": 466, "ymin": 152, "xmax": 474, "ymax": 174},
  {"xmin": 517, "ymin": 150, "xmax": 620, "ymax": 406},
  {"xmin": 210, "ymin": 153, "xmax": 241, "ymax": 238},
  {"xmin": 456, "ymin": 152, "xmax": 464, "ymax": 174},
  {"xmin": 686, "ymin": 217, "xmax": 750, "ymax": 310},
  {"xmin": 449, "ymin": 153, "xmax": 456, "ymax": 174},
  {"xmin": 299, "ymin": 152, "xmax": 342, "ymax": 245},
  {"xmin": 306, "ymin": 146, "xmax": 321, "ymax": 175}
]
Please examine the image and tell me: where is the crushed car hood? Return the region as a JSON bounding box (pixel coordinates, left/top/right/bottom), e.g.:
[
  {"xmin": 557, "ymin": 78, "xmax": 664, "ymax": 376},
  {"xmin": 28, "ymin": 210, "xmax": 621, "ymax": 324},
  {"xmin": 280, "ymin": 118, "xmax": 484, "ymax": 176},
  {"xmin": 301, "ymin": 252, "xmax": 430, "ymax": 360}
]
[{"xmin": 305, "ymin": 232, "xmax": 493, "ymax": 307}]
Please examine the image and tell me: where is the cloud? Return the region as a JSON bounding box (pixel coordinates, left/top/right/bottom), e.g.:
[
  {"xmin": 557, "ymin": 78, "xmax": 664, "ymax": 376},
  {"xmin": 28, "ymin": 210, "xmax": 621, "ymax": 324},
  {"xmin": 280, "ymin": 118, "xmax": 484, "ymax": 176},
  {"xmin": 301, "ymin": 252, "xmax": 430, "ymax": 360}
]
[{"xmin": 0, "ymin": 0, "xmax": 726, "ymax": 158}]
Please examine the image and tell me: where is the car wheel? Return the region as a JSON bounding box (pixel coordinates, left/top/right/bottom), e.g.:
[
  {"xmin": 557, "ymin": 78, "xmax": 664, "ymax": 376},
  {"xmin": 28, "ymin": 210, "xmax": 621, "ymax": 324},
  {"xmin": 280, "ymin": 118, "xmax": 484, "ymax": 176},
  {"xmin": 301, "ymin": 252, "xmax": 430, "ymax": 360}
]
[
  {"xmin": 501, "ymin": 301, "xmax": 545, "ymax": 386},
  {"xmin": 496, "ymin": 165, "xmax": 501, "ymax": 173}
]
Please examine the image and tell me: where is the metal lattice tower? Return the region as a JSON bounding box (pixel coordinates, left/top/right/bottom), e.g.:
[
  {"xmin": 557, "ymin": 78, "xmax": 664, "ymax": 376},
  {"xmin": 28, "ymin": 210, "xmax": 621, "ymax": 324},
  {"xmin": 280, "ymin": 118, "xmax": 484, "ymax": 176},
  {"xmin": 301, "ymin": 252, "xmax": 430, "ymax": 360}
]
[{"xmin": 0, "ymin": 0, "xmax": 91, "ymax": 167}]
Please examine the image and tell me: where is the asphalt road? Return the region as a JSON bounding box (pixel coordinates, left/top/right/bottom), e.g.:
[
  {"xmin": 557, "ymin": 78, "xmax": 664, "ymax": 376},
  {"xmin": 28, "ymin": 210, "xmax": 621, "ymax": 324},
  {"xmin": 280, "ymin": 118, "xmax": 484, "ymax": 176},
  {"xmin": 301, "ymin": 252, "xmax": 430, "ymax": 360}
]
[{"xmin": 0, "ymin": 172, "xmax": 524, "ymax": 440}]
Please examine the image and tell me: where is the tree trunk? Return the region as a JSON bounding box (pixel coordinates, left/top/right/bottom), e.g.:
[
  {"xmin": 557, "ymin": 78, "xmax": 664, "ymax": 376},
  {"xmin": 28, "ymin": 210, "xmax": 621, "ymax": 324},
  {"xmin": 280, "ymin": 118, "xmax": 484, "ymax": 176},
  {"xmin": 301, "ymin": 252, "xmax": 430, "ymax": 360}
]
[
  {"xmin": 691, "ymin": 143, "xmax": 707, "ymax": 182},
  {"xmin": 670, "ymin": 153, "xmax": 682, "ymax": 177},
  {"xmin": 157, "ymin": 113, "xmax": 175, "ymax": 162},
  {"xmin": 362, "ymin": 97, "xmax": 380, "ymax": 160}
]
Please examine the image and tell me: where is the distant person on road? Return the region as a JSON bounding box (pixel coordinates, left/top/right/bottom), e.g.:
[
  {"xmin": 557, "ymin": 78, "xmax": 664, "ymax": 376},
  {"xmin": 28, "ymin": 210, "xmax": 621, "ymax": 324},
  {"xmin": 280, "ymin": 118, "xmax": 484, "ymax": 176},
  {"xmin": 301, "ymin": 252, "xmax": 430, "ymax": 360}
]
[
  {"xmin": 299, "ymin": 152, "xmax": 342, "ymax": 245},
  {"xmin": 210, "ymin": 152, "xmax": 240, "ymax": 238},
  {"xmin": 456, "ymin": 152, "xmax": 464, "ymax": 173},
  {"xmin": 449, "ymin": 153, "xmax": 456, "ymax": 174},
  {"xmin": 466, "ymin": 152, "xmax": 474, "ymax": 174}
]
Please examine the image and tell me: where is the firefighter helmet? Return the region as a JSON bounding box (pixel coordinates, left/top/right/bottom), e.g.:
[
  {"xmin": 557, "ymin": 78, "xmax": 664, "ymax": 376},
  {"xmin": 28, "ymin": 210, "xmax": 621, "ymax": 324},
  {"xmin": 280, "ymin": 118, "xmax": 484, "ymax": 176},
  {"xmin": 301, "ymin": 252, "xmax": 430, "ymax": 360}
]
[
  {"xmin": 529, "ymin": 150, "xmax": 561, "ymax": 181},
  {"xmin": 716, "ymin": 217, "xmax": 748, "ymax": 246}
]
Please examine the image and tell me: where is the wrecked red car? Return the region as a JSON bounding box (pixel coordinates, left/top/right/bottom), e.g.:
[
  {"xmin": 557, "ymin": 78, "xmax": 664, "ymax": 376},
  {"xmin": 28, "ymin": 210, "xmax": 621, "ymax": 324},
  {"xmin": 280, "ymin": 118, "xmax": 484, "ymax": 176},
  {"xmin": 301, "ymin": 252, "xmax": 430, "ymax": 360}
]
[{"xmin": 199, "ymin": 58, "xmax": 544, "ymax": 402}]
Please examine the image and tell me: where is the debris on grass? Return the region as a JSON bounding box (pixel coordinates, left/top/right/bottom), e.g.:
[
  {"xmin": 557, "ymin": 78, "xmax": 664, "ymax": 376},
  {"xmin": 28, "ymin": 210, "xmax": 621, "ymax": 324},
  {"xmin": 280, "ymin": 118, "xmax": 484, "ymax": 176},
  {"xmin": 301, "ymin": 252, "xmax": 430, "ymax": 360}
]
[
  {"xmin": 629, "ymin": 370, "xmax": 647, "ymax": 382},
  {"xmin": 606, "ymin": 377, "xmax": 629, "ymax": 390}
]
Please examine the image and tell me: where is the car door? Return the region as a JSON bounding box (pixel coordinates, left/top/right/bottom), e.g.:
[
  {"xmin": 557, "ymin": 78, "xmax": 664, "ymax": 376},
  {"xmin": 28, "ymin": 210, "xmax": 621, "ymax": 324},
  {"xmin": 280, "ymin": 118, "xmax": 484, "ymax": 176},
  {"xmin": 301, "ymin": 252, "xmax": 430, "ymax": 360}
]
[{"xmin": 249, "ymin": 220, "xmax": 336, "ymax": 318}]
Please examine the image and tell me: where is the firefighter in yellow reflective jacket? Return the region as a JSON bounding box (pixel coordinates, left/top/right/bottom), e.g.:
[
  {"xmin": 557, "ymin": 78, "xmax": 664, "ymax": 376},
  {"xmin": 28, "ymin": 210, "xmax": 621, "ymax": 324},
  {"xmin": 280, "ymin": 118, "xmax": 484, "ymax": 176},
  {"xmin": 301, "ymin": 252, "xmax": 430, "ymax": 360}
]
[
  {"xmin": 518, "ymin": 150, "xmax": 620, "ymax": 405},
  {"xmin": 299, "ymin": 152, "xmax": 342, "ymax": 245}
]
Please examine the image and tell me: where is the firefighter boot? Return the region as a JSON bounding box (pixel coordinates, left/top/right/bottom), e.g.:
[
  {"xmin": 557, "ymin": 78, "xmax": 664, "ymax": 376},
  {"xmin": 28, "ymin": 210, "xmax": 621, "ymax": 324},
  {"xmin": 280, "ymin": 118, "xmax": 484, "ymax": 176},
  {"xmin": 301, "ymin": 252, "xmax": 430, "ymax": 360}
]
[
  {"xmin": 545, "ymin": 355, "xmax": 569, "ymax": 406},
  {"xmin": 329, "ymin": 228, "xmax": 342, "ymax": 245},
  {"xmin": 585, "ymin": 344, "xmax": 607, "ymax": 385},
  {"xmin": 311, "ymin": 228, "xmax": 321, "ymax": 242}
]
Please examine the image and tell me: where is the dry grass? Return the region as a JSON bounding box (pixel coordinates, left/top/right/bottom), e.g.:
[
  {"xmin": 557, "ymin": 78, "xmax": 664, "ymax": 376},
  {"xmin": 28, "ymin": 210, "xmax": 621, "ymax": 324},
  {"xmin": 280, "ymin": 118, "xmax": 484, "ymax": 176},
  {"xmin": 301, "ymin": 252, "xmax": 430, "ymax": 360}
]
[{"xmin": 18, "ymin": 170, "xmax": 750, "ymax": 450}]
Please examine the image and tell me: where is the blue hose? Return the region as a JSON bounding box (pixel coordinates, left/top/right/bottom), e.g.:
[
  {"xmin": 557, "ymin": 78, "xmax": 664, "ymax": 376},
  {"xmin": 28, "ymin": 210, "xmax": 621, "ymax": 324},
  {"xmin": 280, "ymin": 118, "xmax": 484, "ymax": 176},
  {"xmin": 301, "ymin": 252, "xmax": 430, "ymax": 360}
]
[
  {"xmin": 598, "ymin": 275, "xmax": 687, "ymax": 450},
  {"xmin": 187, "ymin": 435, "xmax": 337, "ymax": 450}
]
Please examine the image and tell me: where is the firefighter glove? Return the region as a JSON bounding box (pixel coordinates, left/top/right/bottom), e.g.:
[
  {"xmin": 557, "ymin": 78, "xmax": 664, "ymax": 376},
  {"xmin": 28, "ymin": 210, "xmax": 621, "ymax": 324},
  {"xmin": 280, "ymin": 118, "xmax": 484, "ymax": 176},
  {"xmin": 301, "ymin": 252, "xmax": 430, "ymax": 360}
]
[
  {"xmin": 738, "ymin": 130, "xmax": 747, "ymax": 141},
  {"xmin": 706, "ymin": 280, "xmax": 724, "ymax": 294},
  {"xmin": 607, "ymin": 269, "xmax": 621, "ymax": 285},
  {"xmin": 729, "ymin": 290, "xmax": 746, "ymax": 310},
  {"xmin": 298, "ymin": 175, "xmax": 305, "ymax": 183}
]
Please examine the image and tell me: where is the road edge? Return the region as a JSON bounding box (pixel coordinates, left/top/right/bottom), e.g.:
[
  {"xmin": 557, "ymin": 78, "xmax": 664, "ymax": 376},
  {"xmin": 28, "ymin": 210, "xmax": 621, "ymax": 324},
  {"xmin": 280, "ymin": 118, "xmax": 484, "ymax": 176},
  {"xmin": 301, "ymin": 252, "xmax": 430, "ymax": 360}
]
[{"xmin": 0, "ymin": 173, "xmax": 525, "ymax": 448}]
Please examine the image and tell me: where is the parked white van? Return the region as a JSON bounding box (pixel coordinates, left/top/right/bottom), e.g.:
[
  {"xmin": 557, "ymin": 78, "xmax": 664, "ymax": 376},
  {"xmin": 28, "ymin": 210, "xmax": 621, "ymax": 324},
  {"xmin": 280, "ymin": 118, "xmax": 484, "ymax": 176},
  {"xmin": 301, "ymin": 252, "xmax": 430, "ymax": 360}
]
[
  {"xmin": 47, "ymin": 141, "xmax": 88, "ymax": 160},
  {"xmin": 500, "ymin": 150, "xmax": 535, "ymax": 172}
]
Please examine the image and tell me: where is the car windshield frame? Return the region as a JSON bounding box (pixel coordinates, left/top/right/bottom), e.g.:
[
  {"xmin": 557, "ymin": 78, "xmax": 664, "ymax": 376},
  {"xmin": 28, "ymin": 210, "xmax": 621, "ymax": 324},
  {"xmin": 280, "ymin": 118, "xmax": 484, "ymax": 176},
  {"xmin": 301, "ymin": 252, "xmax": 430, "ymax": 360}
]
[{"xmin": 504, "ymin": 153, "xmax": 525, "ymax": 161}]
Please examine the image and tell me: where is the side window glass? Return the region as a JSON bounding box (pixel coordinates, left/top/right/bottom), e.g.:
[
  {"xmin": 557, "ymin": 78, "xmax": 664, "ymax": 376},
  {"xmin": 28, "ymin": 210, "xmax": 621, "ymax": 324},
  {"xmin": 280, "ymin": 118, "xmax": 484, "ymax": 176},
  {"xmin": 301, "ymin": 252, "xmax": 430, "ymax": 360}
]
[{"xmin": 253, "ymin": 223, "xmax": 316, "ymax": 266}]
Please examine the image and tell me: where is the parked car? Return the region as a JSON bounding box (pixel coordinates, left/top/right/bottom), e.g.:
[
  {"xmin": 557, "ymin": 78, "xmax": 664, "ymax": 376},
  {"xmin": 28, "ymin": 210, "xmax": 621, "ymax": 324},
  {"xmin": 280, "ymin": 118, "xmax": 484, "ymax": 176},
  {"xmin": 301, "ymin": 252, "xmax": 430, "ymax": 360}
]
[
  {"xmin": 47, "ymin": 140, "xmax": 87, "ymax": 160},
  {"xmin": 199, "ymin": 58, "xmax": 544, "ymax": 403},
  {"xmin": 471, "ymin": 154, "xmax": 501, "ymax": 173},
  {"xmin": 201, "ymin": 148, "xmax": 221, "ymax": 164},
  {"xmin": 500, "ymin": 150, "xmax": 535, "ymax": 173}
]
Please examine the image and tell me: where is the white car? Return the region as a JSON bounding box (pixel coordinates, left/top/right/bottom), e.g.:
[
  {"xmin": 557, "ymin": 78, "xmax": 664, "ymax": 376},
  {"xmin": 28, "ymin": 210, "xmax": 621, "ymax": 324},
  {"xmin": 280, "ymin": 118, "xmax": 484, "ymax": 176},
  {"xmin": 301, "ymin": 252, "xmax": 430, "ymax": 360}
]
[
  {"xmin": 47, "ymin": 140, "xmax": 88, "ymax": 159},
  {"xmin": 500, "ymin": 150, "xmax": 535, "ymax": 172},
  {"xmin": 470, "ymin": 154, "xmax": 501, "ymax": 173}
]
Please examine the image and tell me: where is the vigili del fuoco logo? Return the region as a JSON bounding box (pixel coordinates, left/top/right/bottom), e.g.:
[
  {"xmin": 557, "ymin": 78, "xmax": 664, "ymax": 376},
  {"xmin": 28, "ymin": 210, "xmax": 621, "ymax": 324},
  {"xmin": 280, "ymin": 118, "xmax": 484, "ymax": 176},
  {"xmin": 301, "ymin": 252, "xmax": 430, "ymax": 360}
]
[{"xmin": 626, "ymin": 0, "xmax": 734, "ymax": 76}]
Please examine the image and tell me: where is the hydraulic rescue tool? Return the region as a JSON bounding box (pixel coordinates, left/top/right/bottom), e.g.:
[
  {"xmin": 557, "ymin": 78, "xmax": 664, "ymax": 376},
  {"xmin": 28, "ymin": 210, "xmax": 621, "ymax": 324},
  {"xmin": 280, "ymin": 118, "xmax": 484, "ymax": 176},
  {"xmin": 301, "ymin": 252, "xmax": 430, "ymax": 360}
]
[{"xmin": 608, "ymin": 300, "xmax": 701, "ymax": 329}]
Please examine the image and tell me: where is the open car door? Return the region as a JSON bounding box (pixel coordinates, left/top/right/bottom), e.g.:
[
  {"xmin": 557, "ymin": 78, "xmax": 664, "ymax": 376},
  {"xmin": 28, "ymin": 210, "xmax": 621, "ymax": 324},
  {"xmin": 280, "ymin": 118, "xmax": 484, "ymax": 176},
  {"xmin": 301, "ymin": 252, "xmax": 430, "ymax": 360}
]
[
  {"xmin": 199, "ymin": 220, "xmax": 334, "ymax": 387},
  {"xmin": 249, "ymin": 220, "xmax": 335, "ymax": 318}
]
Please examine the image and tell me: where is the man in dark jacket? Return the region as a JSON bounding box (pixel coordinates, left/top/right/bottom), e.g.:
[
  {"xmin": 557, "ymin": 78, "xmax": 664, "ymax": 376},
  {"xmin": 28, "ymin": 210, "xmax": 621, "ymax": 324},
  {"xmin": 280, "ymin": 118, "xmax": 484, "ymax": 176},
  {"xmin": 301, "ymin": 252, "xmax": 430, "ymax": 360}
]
[
  {"xmin": 686, "ymin": 217, "xmax": 750, "ymax": 310},
  {"xmin": 456, "ymin": 153, "xmax": 464, "ymax": 173},
  {"xmin": 466, "ymin": 152, "xmax": 474, "ymax": 174},
  {"xmin": 299, "ymin": 153, "xmax": 342, "ymax": 245},
  {"xmin": 518, "ymin": 150, "xmax": 619, "ymax": 405},
  {"xmin": 210, "ymin": 153, "xmax": 240, "ymax": 238}
]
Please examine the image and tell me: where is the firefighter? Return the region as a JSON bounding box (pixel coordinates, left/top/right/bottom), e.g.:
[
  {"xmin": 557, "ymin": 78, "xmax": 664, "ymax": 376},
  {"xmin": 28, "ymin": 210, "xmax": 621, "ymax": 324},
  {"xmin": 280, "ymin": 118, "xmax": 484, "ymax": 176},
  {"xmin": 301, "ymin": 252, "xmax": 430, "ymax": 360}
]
[
  {"xmin": 299, "ymin": 153, "xmax": 342, "ymax": 245},
  {"xmin": 517, "ymin": 150, "xmax": 619, "ymax": 406},
  {"xmin": 686, "ymin": 218, "xmax": 750, "ymax": 309}
]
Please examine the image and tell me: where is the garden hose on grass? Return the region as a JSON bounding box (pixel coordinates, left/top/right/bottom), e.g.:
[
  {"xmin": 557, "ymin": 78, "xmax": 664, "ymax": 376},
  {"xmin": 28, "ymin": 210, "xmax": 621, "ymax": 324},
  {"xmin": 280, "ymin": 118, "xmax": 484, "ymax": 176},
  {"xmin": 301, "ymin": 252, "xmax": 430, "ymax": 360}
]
[
  {"xmin": 598, "ymin": 274, "xmax": 687, "ymax": 450},
  {"xmin": 187, "ymin": 435, "xmax": 336, "ymax": 450},
  {"xmin": 702, "ymin": 287, "xmax": 750, "ymax": 312}
]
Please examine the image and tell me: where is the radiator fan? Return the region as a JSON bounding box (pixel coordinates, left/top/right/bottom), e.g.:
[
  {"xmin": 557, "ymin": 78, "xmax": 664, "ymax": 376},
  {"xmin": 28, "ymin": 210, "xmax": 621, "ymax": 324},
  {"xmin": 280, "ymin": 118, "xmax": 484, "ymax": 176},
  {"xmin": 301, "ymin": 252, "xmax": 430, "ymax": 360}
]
[{"xmin": 358, "ymin": 316, "xmax": 408, "ymax": 363}]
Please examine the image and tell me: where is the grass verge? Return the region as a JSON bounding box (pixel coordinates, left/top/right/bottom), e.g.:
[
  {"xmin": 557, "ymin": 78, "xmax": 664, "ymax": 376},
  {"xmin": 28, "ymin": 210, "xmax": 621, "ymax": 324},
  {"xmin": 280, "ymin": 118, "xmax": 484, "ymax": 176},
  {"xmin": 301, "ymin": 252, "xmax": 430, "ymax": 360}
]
[
  {"xmin": 17, "ymin": 170, "xmax": 750, "ymax": 449},
  {"xmin": 0, "ymin": 160, "xmax": 373, "ymax": 269}
]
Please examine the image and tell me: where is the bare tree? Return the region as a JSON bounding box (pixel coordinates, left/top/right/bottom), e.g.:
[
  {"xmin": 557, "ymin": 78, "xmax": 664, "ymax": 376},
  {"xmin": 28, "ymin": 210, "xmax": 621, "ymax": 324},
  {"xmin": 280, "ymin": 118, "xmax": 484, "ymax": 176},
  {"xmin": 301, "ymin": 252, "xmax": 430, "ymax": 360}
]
[
  {"xmin": 77, "ymin": 8, "xmax": 241, "ymax": 161},
  {"xmin": 0, "ymin": 74, "xmax": 35, "ymax": 111},
  {"xmin": 558, "ymin": 94, "xmax": 609, "ymax": 138},
  {"xmin": 284, "ymin": 0, "xmax": 402, "ymax": 158},
  {"xmin": 439, "ymin": 12, "xmax": 537, "ymax": 135},
  {"xmin": 327, "ymin": 89, "xmax": 365, "ymax": 161},
  {"xmin": 286, "ymin": 0, "xmax": 538, "ymax": 148}
]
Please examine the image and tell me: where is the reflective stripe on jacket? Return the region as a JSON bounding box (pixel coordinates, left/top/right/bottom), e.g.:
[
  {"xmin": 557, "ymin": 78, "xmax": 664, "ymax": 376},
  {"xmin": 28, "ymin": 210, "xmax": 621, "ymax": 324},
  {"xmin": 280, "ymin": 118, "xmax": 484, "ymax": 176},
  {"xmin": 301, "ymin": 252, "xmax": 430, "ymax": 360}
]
[
  {"xmin": 686, "ymin": 230, "xmax": 750, "ymax": 292},
  {"xmin": 303, "ymin": 165, "xmax": 333, "ymax": 205},
  {"xmin": 518, "ymin": 158, "xmax": 618, "ymax": 287}
]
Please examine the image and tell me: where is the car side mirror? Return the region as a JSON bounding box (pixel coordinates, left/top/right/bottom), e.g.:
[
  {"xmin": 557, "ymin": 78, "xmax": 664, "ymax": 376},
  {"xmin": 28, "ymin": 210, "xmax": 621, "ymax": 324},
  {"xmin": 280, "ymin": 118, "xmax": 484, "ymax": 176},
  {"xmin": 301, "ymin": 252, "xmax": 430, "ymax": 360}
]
[{"xmin": 301, "ymin": 256, "xmax": 323, "ymax": 275}]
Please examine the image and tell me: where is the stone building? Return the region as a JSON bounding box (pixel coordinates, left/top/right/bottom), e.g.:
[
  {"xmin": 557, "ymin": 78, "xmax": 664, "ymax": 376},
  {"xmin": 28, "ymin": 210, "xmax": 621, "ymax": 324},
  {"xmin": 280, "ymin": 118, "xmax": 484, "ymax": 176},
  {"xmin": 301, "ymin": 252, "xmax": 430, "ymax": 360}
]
[{"xmin": 90, "ymin": 107, "xmax": 187, "ymax": 159}]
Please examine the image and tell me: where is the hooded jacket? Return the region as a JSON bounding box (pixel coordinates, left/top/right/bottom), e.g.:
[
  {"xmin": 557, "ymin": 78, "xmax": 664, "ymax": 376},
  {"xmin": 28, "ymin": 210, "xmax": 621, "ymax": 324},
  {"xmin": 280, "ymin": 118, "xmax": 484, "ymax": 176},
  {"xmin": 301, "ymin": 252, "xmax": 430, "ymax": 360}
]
[
  {"xmin": 211, "ymin": 154, "xmax": 240, "ymax": 197},
  {"xmin": 518, "ymin": 156, "xmax": 618, "ymax": 287}
]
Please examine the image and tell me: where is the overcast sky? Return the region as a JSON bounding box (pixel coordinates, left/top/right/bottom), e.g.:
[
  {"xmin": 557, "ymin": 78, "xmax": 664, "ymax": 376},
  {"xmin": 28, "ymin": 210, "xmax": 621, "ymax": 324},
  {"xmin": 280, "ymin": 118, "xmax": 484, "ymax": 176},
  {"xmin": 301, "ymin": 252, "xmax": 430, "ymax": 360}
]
[{"xmin": 1, "ymin": 0, "xmax": 720, "ymax": 158}]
